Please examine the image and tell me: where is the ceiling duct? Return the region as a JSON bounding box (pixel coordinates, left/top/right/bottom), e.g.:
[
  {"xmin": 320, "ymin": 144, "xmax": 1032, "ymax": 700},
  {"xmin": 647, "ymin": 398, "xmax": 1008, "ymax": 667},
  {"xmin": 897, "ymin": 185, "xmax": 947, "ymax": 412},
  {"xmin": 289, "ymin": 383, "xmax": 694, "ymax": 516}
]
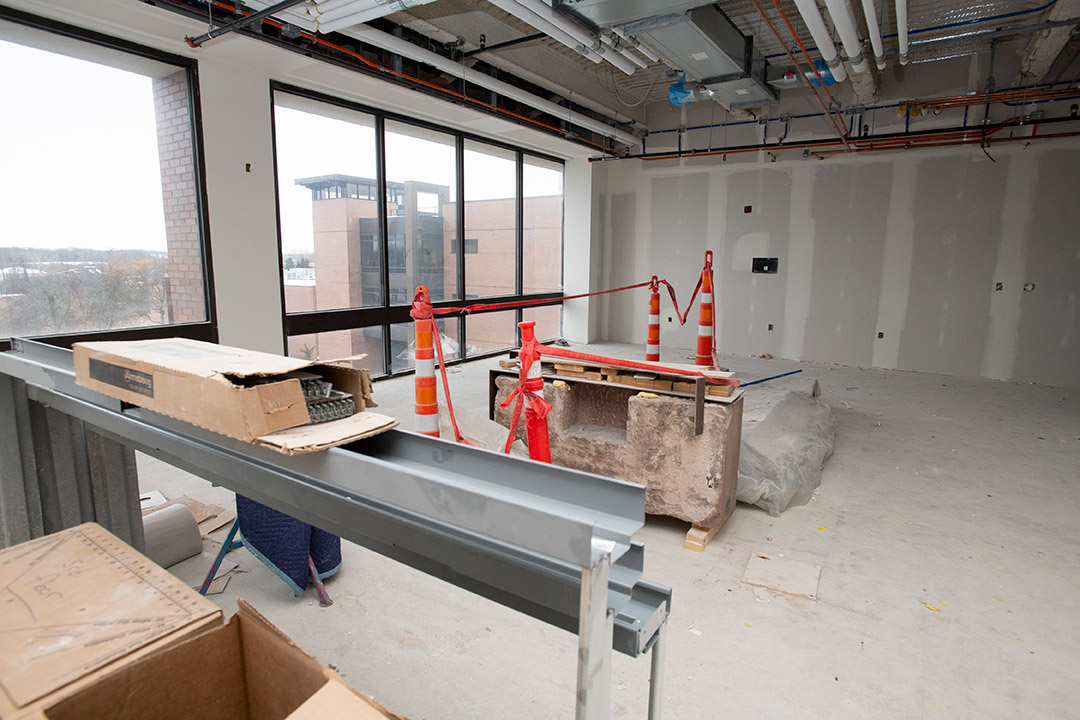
[
  {"xmin": 552, "ymin": 0, "xmax": 709, "ymax": 28},
  {"xmin": 621, "ymin": 6, "xmax": 778, "ymax": 110}
]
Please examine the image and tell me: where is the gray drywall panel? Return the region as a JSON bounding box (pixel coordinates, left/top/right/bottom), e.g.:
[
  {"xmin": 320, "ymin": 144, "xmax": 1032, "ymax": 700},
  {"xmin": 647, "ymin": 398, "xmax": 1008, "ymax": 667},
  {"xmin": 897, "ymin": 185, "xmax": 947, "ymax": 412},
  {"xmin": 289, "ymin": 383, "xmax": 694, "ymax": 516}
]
[
  {"xmin": 1011, "ymin": 149, "xmax": 1080, "ymax": 388},
  {"xmin": 896, "ymin": 154, "xmax": 1007, "ymax": 377},
  {"xmin": 608, "ymin": 192, "xmax": 642, "ymax": 342},
  {"xmin": 717, "ymin": 168, "xmax": 792, "ymax": 357},
  {"xmin": 648, "ymin": 172, "xmax": 711, "ymax": 351},
  {"xmin": 872, "ymin": 159, "xmax": 919, "ymax": 370},
  {"xmin": 803, "ymin": 163, "xmax": 892, "ymax": 367}
]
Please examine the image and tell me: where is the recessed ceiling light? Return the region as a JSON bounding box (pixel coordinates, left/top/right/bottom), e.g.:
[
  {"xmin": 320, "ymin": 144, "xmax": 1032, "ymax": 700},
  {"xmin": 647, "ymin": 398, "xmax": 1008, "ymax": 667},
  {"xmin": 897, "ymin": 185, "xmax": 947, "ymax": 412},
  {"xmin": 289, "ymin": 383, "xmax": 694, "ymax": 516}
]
[{"xmin": 690, "ymin": 52, "xmax": 709, "ymax": 61}]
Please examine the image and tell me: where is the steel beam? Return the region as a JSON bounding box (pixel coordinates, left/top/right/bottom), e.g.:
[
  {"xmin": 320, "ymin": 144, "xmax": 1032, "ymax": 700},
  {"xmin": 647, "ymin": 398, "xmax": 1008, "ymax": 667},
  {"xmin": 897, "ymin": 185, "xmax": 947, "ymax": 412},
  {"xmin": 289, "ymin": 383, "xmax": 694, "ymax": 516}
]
[
  {"xmin": 0, "ymin": 341, "xmax": 671, "ymax": 661},
  {"xmin": 0, "ymin": 340, "xmax": 671, "ymax": 718}
]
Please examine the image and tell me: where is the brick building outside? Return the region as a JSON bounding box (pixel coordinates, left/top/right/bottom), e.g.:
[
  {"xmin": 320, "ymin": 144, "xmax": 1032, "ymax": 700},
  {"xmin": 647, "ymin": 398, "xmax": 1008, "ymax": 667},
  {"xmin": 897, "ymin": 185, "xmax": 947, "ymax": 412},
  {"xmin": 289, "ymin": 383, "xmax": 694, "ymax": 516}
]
[{"xmin": 284, "ymin": 174, "xmax": 562, "ymax": 369}]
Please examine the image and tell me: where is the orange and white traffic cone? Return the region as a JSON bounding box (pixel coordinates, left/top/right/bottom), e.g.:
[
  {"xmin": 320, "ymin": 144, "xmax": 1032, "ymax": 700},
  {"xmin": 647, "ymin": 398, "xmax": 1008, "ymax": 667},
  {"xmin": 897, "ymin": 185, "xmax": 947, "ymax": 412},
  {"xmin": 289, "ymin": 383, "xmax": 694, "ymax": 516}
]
[
  {"xmin": 412, "ymin": 286, "xmax": 440, "ymax": 438},
  {"xmin": 695, "ymin": 251, "xmax": 715, "ymax": 367},
  {"xmin": 646, "ymin": 276, "xmax": 661, "ymax": 362}
]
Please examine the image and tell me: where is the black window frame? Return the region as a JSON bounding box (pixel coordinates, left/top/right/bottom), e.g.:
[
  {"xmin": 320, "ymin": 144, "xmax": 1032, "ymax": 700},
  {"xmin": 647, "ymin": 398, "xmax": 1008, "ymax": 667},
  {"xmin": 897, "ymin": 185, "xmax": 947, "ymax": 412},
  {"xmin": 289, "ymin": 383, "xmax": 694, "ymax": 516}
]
[
  {"xmin": 271, "ymin": 82, "xmax": 564, "ymax": 377},
  {"xmin": 0, "ymin": 7, "xmax": 217, "ymax": 352}
]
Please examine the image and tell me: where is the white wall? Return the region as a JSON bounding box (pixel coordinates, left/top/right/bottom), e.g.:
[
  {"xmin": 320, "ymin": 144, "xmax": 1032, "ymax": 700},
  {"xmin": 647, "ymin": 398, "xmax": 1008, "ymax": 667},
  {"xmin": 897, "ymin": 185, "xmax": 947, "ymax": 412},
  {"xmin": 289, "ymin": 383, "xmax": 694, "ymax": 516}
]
[
  {"xmin": 593, "ymin": 141, "xmax": 1080, "ymax": 388},
  {"xmin": 7, "ymin": 0, "xmax": 597, "ymax": 352}
]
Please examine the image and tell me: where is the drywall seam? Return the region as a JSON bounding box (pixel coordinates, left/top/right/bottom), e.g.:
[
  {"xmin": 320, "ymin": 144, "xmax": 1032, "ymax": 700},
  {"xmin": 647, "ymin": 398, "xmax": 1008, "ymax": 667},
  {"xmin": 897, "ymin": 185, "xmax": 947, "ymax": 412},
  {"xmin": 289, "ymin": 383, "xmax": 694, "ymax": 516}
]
[
  {"xmin": 781, "ymin": 164, "xmax": 816, "ymax": 359},
  {"xmin": 980, "ymin": 151, "xmax": 1036, "ymax": 380},
  {"xmin": 871, "ymin": 158, "xmax": 918, "ymax": 370}
]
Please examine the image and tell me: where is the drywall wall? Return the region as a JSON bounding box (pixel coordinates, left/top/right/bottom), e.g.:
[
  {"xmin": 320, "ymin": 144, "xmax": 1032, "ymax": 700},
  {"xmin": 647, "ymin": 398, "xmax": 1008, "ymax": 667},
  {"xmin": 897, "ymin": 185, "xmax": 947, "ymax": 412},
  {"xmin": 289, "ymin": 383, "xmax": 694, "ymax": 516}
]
[{"xmin": 594, "ymin": 141, "xmax": 1080, "ymax": 389}]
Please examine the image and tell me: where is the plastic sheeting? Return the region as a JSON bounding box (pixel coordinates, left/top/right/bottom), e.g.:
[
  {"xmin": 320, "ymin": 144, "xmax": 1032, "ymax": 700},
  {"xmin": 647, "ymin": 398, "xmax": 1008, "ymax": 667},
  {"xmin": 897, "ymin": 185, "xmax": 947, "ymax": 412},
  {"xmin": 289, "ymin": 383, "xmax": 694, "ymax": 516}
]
[{"xmin": 737, "ymin": 378, "xmax": 837, "ymax": 516}]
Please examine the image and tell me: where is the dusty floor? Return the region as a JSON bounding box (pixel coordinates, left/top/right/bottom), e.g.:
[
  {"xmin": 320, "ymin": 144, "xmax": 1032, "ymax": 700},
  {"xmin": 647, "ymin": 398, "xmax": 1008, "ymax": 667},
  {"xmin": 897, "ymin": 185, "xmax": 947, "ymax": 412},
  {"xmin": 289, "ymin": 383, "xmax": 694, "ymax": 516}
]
[{"xmin": 140, "ymin": 342, "xmax": 1080, "ymax": 719}]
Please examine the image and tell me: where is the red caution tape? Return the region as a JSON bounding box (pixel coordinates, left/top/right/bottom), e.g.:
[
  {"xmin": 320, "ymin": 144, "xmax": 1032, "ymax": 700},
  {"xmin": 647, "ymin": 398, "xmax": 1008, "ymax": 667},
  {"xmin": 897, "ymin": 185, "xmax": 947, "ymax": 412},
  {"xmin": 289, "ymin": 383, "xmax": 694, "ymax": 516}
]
[{"xmin": 429, "ymin": 280, "xmax": 655, "ymax": 316}]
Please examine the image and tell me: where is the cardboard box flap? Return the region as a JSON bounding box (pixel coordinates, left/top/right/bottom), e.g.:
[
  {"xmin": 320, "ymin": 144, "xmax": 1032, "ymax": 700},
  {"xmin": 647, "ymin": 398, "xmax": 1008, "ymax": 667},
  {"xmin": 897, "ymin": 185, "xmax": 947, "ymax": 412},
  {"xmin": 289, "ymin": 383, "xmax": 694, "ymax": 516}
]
[
  {"xmin": 76, "ymin": 338, "xmax": 317, "ymax": 381},
  {"xmin": 286, "ymin": 681, "xmax": 395, "ymax": 720},
  {"xmin": 255, "ymin": 412, "xmax": 399, "ymax": 455},
  {"xmin": 0, "ymin": 523, "xmax": 220, "ymax": 709},
  {"xmin": 235, "ymin": 599, "xmax": 338, "ymax": 720}
]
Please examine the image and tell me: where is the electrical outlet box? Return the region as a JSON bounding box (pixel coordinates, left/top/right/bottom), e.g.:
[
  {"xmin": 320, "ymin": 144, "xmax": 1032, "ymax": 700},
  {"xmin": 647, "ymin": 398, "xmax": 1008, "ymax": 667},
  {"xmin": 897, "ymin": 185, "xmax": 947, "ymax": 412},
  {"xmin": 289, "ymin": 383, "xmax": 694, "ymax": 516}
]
[{"xmin": 752, "ymin": 257, "xmax": 778, "ymax": 274}]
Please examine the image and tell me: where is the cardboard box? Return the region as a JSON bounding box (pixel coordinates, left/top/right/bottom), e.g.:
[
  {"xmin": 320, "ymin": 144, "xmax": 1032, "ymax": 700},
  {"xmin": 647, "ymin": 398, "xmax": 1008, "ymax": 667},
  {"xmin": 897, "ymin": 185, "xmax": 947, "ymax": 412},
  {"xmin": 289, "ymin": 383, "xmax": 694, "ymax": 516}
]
[
  {"xmin": 38, "ymin": 600, "xmax": 400, "ymax": 720},
  {"xmin": 73, "ymin": 338, "xmax": 398, "ymax": 455},
  {"xmin": 0, "ymin": 523, "xmax": 222, "ymax": 720}
]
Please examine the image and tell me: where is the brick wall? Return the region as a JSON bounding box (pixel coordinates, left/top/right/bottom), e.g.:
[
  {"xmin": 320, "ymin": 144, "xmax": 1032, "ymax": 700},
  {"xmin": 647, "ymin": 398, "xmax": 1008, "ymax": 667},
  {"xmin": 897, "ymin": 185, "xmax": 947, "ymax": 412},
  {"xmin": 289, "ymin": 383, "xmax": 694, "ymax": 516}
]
[{"xmin": 152, "ymin": 71, "xmax": 205, "ymax": 324}]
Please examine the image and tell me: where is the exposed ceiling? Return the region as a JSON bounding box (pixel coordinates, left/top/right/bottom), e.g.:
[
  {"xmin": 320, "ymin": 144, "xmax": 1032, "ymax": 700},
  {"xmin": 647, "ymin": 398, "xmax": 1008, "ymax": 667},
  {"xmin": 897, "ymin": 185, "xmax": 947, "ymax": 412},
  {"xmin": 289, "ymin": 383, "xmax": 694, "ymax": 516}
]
[
  {"xmin": 194, "ymin": 0, "xmax": 1080, "ymax": 148},
  {"xmin": 371, "ymin": 0, "xmax": 1080, "ymax": 120}
]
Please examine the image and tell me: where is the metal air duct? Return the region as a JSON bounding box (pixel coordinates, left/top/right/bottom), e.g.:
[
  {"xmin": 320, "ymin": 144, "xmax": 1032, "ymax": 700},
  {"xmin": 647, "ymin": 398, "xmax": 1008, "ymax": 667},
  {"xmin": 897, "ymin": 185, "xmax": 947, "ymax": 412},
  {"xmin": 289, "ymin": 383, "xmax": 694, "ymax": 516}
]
[{"xmin": 622, "ymin": 6, "xmax": 778, "ymax": 110}]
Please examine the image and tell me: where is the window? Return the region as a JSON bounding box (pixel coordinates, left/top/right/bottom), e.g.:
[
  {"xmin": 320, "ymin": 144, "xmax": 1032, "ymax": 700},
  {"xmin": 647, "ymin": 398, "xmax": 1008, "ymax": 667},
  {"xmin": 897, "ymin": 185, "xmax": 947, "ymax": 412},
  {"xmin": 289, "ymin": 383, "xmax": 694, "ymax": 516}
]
[
  {"xmin": 274, "ymin": 94, "xmax": 381, "ymax": 313},
  {"xmin": 0, "ymin": 13, "xmax": 213, "ymax": 345},
  {"xmin": 464, "ymin": 141, "xmax": 517, "ymax": 299},
  {"xmin": 523, "ymin": 157, "xmax": 565, "ymax": 294},
  {"xmin": 272, "ymin": 85, "xmax": 564, "ymax": 377},
  {"xmin": 384, "ymin": 121, "xmax": 458, "ymax": 304},
  {"xmin": 451, "ymin": 238, "xmax": 480, "ymax": 254}
]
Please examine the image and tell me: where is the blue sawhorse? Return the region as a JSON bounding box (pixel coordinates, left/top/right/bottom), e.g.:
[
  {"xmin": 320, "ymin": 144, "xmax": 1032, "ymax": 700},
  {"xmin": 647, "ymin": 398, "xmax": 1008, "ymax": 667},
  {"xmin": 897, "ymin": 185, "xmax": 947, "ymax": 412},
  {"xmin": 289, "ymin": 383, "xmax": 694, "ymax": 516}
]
[{"xmin": 199, "ymin": 519, "xmax": 333, "ymax": 605}]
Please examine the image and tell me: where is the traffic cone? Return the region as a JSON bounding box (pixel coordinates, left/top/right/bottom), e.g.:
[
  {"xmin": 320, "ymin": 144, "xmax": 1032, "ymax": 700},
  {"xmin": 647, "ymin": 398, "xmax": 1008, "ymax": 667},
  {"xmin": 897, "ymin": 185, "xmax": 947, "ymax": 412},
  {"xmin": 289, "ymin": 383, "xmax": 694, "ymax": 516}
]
[
  {"xmin": 646, "ymin": 276, "xmax": 660, "ymax": 362},
  {"xmin": 412, "ymin": 286, "xmax": 440, "ymax": 437},
  {"xmin": 694, "ymin": 251, "xmax": 715, "ymax": 367}
]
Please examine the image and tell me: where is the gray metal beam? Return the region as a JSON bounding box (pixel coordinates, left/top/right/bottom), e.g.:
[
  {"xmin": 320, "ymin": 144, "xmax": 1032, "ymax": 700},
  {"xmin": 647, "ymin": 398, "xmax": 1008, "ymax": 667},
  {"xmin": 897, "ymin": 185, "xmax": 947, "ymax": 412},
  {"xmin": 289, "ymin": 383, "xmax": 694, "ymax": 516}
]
[{"xmin": 0, "ymin": 341, "xmax": 670, "ymax": 660}]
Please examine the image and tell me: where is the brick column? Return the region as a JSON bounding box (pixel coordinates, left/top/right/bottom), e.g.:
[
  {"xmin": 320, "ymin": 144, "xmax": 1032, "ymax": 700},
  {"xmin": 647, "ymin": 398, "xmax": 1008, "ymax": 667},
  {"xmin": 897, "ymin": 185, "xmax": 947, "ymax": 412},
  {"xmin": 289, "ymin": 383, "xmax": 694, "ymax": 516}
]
[{"xmin": 152, "ymin": 71, "xmax": 205, "ymax": 324}]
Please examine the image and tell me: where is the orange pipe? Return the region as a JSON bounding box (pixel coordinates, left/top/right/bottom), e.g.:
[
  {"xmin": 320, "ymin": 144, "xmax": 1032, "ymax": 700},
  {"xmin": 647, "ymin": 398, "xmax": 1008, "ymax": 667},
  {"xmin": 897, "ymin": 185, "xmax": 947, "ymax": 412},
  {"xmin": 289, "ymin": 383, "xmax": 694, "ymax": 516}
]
[{"xmin": 748, "ymin": 0, "xmax": 851, "ymax": 145}]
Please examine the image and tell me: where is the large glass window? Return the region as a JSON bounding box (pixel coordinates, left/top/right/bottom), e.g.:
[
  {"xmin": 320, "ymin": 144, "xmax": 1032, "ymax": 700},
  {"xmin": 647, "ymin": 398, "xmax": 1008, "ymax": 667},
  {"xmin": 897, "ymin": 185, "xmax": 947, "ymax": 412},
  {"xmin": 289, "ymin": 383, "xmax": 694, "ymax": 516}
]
[
  {"xmin": 523, "ymin": 157, "xmax": 565, "ymax": 294},
  {"xmin": 273, "ymin": 86, "xmax": 564, "ymax": 377},
  {"xmin": 275, "ymin": 95, "xmax": 380, "ymax": 314},
  {"xmin": 464, "ymin": 141, "xmax": 516, "ymax": 299},
  {"xmin": 0, "ymin": 17, "xmax": 212, "ymax": 344},
  {"xmin": 385, "ymin": 121, "xmax": 458, "ymax": 304}
]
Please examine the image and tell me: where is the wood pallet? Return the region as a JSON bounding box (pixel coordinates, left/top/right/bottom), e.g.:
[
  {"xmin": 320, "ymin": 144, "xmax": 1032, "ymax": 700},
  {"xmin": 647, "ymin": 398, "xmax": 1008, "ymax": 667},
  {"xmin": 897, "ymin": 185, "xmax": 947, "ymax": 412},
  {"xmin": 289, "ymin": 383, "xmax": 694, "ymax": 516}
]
[{"xmin": 550, "ymin": 359, "xmax": 733, "ymax": 397}]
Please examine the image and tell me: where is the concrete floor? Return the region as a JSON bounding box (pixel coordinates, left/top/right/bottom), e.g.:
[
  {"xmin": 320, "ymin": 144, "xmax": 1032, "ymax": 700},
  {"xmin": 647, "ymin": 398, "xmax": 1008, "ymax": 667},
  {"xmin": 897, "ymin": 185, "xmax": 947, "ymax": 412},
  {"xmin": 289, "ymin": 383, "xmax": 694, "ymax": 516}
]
[{"xmin": 140, "ymin": 342, "xmax": 1080, "ymax": 719}]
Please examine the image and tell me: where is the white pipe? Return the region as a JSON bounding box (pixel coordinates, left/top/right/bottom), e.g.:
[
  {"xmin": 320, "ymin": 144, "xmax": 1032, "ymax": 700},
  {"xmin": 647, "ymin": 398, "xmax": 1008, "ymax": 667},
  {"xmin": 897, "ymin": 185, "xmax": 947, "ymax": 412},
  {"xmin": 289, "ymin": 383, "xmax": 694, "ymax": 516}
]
[
  {"xmin": 316, "ymin": 0, "xmax": 434, "ymax": 25},
  {"xmin": 487, "ymin": 0, "xmax": 604, "ymax": 66},
  {"xmin": 860, "ymin": 0, "xmax": 887, "ymax": 69},
  {"xmin": 601, "ymin": 32, "xmax": 648, "ymax": 69},
  {"xmin": 895, "ymin": 0, "xmax": 910, "ymax": 65},
  {"xmin": 791, "ymin": 0, "xmax": 847, "ymax": 82},
  {"xmin": 612, "ymin": 27, "xmax": 660, "ymax": 63},
  {"xmin": 309, "ymin": 0, "xmax": 362, "ymax": 14},
  {"xmin": 314, "ymin": 0, "xmax": 390, "ymax": 22},
  {"xmin": 345, "ymin": 25, "xmax": 640, "ymax": 147},
  {"xmin": 508, "ymin": 0, "xmax": 638, "ymax": 75},
  {"xmin": 321, "ymin": 4, "xmax": 432, "ymax": 33},
  {"xmin": 823, "ymin": 0, "xmax": 869, "ymax": 74}
]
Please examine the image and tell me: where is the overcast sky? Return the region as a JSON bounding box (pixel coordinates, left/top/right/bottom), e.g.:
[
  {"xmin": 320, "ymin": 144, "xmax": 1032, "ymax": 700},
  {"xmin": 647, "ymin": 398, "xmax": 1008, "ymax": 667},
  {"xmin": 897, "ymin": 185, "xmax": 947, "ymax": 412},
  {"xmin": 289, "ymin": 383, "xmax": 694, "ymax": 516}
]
[
  {"xmin": 0, "ymin": 37, "xmax": 563, "ymax": 258},
  {"xmin": 0, "ymin": 39, "xmax": 168, "ymax": 252}
]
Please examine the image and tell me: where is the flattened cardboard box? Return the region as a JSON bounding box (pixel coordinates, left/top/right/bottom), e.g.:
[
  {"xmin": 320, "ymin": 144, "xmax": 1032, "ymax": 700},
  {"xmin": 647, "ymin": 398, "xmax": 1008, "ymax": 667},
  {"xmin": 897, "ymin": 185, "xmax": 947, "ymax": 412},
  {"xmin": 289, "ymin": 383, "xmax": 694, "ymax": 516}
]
[
  {"xmin": 73, "ymin": 338, "xmax": 397, "ymax": 455},
  {"xmin": 0, "ymin": 523, "xmax": 221, "ymax": 720},
  {"xmin": 37, "ymin": 600, "xmax": 403, "ymax": 720}
]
